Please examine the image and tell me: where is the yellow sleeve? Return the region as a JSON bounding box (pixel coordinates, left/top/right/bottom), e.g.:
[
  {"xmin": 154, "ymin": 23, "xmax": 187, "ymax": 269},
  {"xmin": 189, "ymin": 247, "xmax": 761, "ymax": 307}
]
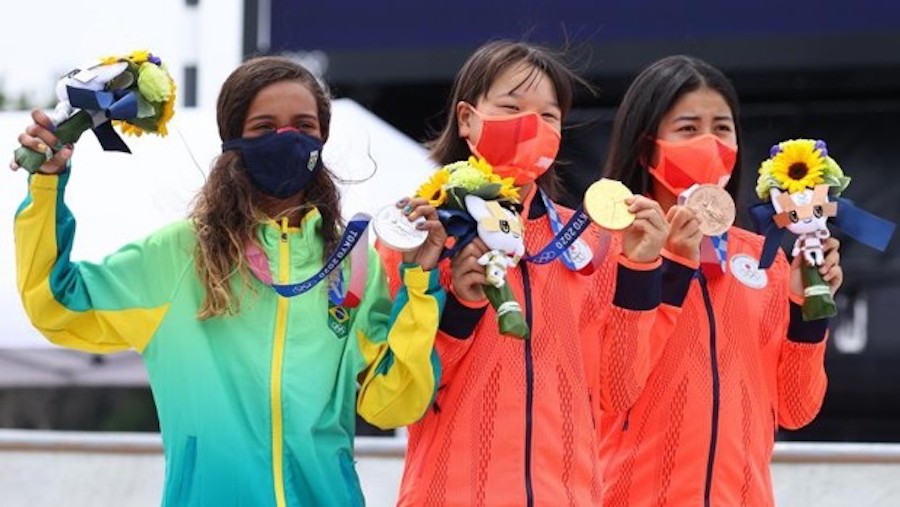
[{"xmin": 354, "ymin": 251, "xmax": 445, "ymax": 429}]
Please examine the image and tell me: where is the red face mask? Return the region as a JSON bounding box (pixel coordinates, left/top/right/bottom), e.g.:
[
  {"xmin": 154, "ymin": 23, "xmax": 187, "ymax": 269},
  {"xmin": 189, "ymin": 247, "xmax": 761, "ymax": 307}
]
[
  {"xmin": 649, "ymin": 134, "xmax": 738, "ymax": 195},
  {"xmin": 466, "ymin": 106, "xmax": 561, "ymax": 186}
]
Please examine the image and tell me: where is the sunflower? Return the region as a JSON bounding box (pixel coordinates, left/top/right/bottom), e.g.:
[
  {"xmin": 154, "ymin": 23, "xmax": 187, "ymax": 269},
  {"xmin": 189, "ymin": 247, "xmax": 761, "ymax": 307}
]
[
  {"xmin": 156, "ymin": 77, "xmax": 176, "ymax": 135},
  {"xmin": 767, "ymin": 139, "xmax": 826, "ymax": 194},
  {"xmin": 99, "ymin": 55, "xmax": 123, "ymax": 66},
  {"xmin": 416, "ymin": 168, "xmax": 450, "ymax": 206},
  {"xmin": 128, "ymin": 49, "xmax": 152, "ymax": 64},
  {"xmin": 467, "ymin": 156, "xmax": 520, "ymax": 202},
  {"xmin": 498, "ymin": 180, "xmax": 520, "ymax": 202}
]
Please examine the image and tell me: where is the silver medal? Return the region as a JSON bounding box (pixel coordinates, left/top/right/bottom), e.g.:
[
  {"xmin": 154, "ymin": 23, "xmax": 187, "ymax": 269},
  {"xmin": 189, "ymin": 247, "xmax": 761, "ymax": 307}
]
[{"xmin": 372, "ymin": 204, "xmax": 428, "ymax": 252}]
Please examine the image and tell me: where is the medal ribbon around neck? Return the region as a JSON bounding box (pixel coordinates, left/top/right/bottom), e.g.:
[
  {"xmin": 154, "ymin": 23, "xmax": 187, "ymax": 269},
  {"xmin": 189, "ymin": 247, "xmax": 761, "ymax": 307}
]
[
  {"xmin": 522, "ymin": 189, "xmax": 596, "ymax": 272},
  {"xmin": 244, "ymin": 212, "xmax": 371, "ymax": 306}
]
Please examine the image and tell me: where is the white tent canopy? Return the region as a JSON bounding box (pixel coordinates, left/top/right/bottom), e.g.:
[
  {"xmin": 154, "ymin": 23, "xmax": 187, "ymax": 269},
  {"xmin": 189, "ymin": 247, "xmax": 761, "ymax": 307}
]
[{"xmin": 0, "ymin": 100, "xmax": 434, "ymax": 382}]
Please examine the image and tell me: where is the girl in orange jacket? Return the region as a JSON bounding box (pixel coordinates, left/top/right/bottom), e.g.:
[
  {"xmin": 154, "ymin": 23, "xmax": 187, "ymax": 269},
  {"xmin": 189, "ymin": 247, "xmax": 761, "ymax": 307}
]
[
  {"xmin": 378, "ymin": 41, "xmax": 677, "ymax": 507},
  {"xmin": 599, "ymin": 55, "xmax": 844, "ymax": 506}
]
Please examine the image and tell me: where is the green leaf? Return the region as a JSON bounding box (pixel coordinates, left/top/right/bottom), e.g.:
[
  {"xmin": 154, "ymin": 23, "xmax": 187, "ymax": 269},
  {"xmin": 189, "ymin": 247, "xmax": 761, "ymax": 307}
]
[
  {"xmin": 135, "ymin": 95, "xmax": 157, "ymax": 118},
  {"xmin": 445, "ymin": 187, "xmax": 469, "ymax": 211},
  {"xmin": 471, "ymin": 183, "xmax": 501, "ymax": 199}
]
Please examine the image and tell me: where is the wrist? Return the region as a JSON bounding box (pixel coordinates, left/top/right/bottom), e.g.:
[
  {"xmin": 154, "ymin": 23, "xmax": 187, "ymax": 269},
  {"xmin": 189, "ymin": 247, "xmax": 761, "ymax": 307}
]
[{"xmin": 664, "ymin": 243, "xmax": 700, "ymax": 264}]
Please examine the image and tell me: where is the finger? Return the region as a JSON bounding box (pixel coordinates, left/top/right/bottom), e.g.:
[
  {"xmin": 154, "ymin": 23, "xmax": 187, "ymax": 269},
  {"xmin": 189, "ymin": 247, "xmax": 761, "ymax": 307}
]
[
  {"xmin": 451, "ymin": 244, "xmax": 484, "ymax": 268},
  {"xmin": 470, "ymin": 238, "xmax": 490, "ymax": 256},
  {"xmin": 31, "ymin": 109, "xmax": 56, "ymax": 130},
  {"xmin": 674, "ymin": 223, "xmax": 704, "ymax": 246},
  {"xmin": 819, "ymin": 248, "xmax": 840, "ymax": 275},
  {"xmin": 665, "ymin": 205, "xmax": 678, "ymax": 223},
  {"xmin": 25, "ymin": 123, "xmax": 60, "ymax": 150},
  {"xmin": 400, "ymin": 197, "xmax": 426, "ymax": 215},
  {"xmin": 407, "ymin": 203, "xmax": 437, "ymax": 222},
  {"xmin": 626, "ymin": 219, "xmax": 647, "ymax": 235},
  {"xmin": 633, "ymin": 207, "xmax": 667, "ymax": 233},
  {"xmin": 666, "ymin": 205, "xmax": 687, "ymax": 226},
  {"xmin": 628, "ymin": 195, "xmax": 664, "ymax": 216},
  {"xmin": 824, "ymin": 266, "xmax": 844, "ymax": 287},
  {"xmin": 18, "ymin": 132, "xmax": 51, "ymax": 156},
  {"xmin": 458, "ymin": 254, "xmax": 487, "ymax": 271},
  {"xmin": 458, "ymin": 271, "xmax": 487, "ymax": 287},
  {"xmin": 672, "ymin": 206, "xmax": 697, "ymax": 229},
  {"xmin": 823, "ymin": 237, "xmax": 841, "ymax": 253},
  {"xmin": 416, "ymin": 221, "xmax": 447, "ymax": 242},
  {"xmin": 822, "ymin": 267, "xmax": 837, "ymax": 282},
  {"xmin": 39, "ymin": 146, "xmax": 72, "ymax": 174}
]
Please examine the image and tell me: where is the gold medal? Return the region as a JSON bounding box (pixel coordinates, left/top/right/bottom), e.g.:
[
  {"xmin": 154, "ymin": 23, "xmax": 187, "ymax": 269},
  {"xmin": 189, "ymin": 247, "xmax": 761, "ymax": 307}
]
[
  {"xmin": 683, "ymin": 184, "xmax": 736, "ymax": 236},
  {"xmin": 584, "ymin": 178, "xmax": 635, "ymax": 231}
]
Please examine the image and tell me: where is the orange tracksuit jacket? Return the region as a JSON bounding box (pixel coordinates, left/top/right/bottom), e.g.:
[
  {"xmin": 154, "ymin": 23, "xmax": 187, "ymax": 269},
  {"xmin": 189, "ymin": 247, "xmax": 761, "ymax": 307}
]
[
  {"xmin": 379, "ymin": 191, "xmax": 681, "ymax": 507},
  {"xmin": 599, "ymin": 226, "xmax": 829, "ymax": 507}
]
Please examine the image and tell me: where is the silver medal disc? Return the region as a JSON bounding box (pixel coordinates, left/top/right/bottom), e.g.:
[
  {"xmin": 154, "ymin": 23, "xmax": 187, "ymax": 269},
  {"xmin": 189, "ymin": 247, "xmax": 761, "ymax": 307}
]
[{"xmin": 372, "ymin": 204, "xmax": 428, "ymax": 252}]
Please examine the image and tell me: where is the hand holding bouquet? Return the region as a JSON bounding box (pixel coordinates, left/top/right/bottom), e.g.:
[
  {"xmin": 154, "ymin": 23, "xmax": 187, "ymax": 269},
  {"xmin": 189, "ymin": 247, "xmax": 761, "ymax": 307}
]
[{"xmin": 416, "ymin": 156, "xmax": 529, "ymax": 339}]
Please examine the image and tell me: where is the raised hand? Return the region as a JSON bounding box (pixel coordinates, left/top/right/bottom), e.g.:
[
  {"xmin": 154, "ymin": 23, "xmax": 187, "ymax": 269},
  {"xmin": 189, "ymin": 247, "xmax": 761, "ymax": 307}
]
[
  {"xmin": 399, "ymin": 197, "xmax": 448, "ymax": 271},
  {"xmin": 10, "ymin": 109, "xmax": 72, "ymax": 174},
  {"xmin": 621, "ymin": 196, "xmax": 669, "ymax": 264},
  {"xmin": 664, "ymin": 205, "xmax": 702, "ymax": 263},
  {"xmin": 450, "ymin": 238, "xmax": 490, "ymax": 302},
  {"xmin": 790, "ymin": 237, "xmax": 843, "ymax": 298}
]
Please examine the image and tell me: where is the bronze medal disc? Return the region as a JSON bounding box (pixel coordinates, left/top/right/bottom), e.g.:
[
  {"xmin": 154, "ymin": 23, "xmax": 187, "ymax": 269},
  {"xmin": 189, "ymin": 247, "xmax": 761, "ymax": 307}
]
[{"xmin": 684, "ymin": 184, "xmax": 736, "ymax": 236}]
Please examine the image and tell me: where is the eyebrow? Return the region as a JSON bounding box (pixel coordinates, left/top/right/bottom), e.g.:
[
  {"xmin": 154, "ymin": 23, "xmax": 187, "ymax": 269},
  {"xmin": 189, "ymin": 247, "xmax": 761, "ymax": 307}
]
[
  {"xmin": 495, "ymin": 90, "xmax": 561, "ymax": 109},
  {"xmin": 672, "ymin": 114, "xmax": 733, "ymax": 122},
  {"xmin": 246, "ymin": 113, "xmax": 319, "ymax": 123}
]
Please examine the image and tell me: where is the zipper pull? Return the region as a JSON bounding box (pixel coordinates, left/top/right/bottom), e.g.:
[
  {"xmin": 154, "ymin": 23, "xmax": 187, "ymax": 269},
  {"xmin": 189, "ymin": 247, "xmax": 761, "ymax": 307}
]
[{"xmin": 280, "ymin": 217, "xmax": 289, "ymax": 242}]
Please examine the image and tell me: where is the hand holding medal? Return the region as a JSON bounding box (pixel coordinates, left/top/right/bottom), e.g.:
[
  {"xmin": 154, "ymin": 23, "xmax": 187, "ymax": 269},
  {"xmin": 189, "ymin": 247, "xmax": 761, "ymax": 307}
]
[
  {"xmin": 584, "ymin": 178, "xmax": 669, "ymax": 264},
  {"xmin": 372, "ymin": 203, "xmax": 429, "ymax": 252},
  {"xmin": 387, "ymin": 156, "xmax": 529, "ymax": 339}
]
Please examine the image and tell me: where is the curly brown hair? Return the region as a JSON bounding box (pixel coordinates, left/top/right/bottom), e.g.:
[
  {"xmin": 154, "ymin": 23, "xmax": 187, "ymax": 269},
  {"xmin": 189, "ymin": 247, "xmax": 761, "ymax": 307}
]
[{"xmin": 190, "ymin": 56, "xmax": 342, "ymax": 319}]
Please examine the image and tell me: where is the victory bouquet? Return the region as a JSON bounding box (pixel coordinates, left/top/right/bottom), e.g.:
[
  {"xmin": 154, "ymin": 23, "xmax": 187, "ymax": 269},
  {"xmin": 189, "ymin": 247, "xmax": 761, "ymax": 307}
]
[
  {"xmin": 419, "ymin": 156, "xmax": 529, "ymax": 339},
  {"xmin": 754, "ymin": 139, "xmax": 894, "ymax": 320},
  {"xmin": 14, "ymin": 50, "xmax": 176, "ymax": 173}
]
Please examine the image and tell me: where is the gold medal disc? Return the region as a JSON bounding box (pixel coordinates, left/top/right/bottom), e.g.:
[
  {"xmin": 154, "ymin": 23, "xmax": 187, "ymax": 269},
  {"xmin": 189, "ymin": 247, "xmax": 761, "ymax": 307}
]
[{"xmin": 584, "ymin": 178, "xmax": 636, "ymax": 231}]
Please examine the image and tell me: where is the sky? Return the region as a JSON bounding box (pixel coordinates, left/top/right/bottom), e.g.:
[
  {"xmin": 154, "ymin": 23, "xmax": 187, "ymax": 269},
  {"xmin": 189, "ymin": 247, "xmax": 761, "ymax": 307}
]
[{"xmin": 0, "ymin": 0, "xmax": 241, "ymax": 109}]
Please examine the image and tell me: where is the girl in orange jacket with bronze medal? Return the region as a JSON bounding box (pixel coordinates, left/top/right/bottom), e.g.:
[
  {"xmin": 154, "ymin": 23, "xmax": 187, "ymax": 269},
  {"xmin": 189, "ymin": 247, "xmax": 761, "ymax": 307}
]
[{"xmin": 599, "ymin": 55, "xmax": 844, "ymax": 507}]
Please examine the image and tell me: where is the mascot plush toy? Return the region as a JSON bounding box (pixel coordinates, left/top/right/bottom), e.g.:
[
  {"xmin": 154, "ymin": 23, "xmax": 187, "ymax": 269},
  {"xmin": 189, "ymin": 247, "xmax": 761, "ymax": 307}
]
[
  {"xmin": 753, "ymin": 139, "xmax": 895, "ymax": 320},
  {"xmin": 465, "ymin": 195, "xmax": 528, "ymax": 338}
]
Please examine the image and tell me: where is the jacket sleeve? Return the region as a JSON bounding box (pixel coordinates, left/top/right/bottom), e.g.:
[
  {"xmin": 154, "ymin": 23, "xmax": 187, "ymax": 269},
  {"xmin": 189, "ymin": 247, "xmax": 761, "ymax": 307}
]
[
  {"xmin": 375, "ymin": 242, "xmax": 481, "ymax": 386},
  {"xmin": 355, "ymin": 245, "xmax": 446, "ymax": 429},
  {"xmin": 581, "ymin": 231, "xmax": 670, "ymax": 415},
  {"xmin": 14, "ymin": 172, "xmax": 187, "ymax": 354},
  {"xmin": 776, "ymin": 289, "xmax": 829, "ymax": 429}
]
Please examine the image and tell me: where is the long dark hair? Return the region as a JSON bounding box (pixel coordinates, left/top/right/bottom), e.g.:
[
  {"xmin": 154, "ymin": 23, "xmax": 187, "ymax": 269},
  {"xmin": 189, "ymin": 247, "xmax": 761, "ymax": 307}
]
[
  {"xmin": 190, "ymin": 56, "xmax": 342, "ymax": 319},
  {"xmin": 429, "ymin": 40, "xmax": 588, "ymax": 200},
  {"xmin": 604, "ymin": 55, "xmax": 743, "ymax": 200}
]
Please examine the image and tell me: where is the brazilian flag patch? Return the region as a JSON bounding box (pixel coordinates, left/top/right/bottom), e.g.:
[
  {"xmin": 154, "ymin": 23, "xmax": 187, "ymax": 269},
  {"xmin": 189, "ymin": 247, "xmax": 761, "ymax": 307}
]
[{"xmin": 328, "ymin": 303, "xmax": 350, "ymax": 339}]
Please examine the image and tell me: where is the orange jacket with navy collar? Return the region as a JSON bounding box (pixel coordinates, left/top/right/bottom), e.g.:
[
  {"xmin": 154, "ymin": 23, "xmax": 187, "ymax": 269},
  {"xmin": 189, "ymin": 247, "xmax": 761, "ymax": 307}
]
[
  {"xmin": 379, "ymin": 189, "xmax": 682, "ymax": 507},
  {"xmin": 599, "ymin": 226, "xmax": 829, "ymax": 507}
]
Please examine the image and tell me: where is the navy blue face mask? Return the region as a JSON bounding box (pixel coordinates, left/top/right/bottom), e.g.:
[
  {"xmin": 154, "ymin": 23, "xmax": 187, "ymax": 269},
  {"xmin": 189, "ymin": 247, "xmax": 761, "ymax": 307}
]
[{"xmin": 222, "ymin": 127, "xmax": 324, "ymax": 198}]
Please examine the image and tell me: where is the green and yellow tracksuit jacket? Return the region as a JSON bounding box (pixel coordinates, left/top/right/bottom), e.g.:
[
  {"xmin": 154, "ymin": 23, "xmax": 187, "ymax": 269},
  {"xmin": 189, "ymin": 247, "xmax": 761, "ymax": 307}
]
[{"xmin": 14, "ymin": 171, "xmax": 445, "ymax": 506}]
